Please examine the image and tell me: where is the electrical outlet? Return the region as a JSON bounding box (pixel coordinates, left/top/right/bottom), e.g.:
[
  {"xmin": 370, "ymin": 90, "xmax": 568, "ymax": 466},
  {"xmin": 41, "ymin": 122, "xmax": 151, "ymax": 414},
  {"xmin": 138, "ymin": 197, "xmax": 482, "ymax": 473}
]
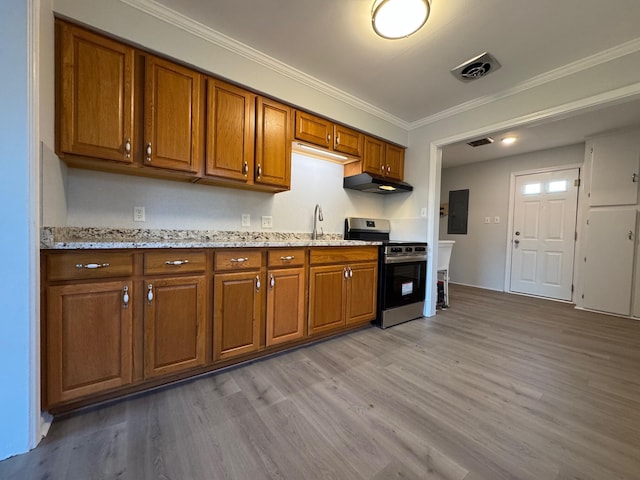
[
  {"xmin": 241, "ymin": 214, "xmax": 251, "ymax": 227},
  {"xmin": 420, "ymin": 207, "xmax": 427, "ymax": 218},
  {"xmin": 133, "ymin": 206, "xmax": 145, "ymax": 222},
  {"xmin": 261, "ymin": 216, "xmax": 273, "ymax": 228},
  {"xmin": 494, "ymin": 216, "xmax": 500, "ymax": 224},
  {"xmin": 484, "ymin": 216, "xmax": 491, "ymax": 224}
]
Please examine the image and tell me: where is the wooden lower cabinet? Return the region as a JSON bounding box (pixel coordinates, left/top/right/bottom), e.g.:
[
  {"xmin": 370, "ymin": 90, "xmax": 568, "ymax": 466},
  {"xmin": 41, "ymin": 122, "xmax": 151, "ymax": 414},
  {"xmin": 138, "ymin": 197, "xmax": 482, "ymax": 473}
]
[
  {"xmin": 214, "ymin": 271, "xmax": 263, "ymax": 361},
  {"xmin": 308, "ymin": 265, "xmax": 347, "ymax": 335},
  {"xmin": 46, "ymin": 280, "xmax": 133, "ymax": 405},
  {"xmin": 346, "ymin": 262, "xmax": 378, "ymax": 325},
  {"xmin": 143, "ymin": 276, "xmax": 206, "ymax": 378},
  {"xmin": 266, "ymin": 267, "xmax": 306, "ymax": 346}
]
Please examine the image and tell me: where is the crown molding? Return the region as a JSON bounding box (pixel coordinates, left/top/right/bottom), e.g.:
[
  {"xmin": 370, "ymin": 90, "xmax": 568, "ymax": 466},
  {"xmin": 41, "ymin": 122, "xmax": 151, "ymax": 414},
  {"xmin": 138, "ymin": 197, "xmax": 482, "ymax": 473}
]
[
  {"xmin": 410, "ymin": 36, "xmax": 640, "ymax": 130},
  {"xmin": 119, "ymin": 0, "xmax": 410, "ymax": 129}
]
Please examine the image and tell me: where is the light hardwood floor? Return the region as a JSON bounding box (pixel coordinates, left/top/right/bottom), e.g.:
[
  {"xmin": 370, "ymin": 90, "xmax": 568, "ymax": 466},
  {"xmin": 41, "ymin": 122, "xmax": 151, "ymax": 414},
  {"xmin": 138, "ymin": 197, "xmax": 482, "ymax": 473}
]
[{"xmin": 2, "ymin": 284, "xmax": 639, "ymax": 479}]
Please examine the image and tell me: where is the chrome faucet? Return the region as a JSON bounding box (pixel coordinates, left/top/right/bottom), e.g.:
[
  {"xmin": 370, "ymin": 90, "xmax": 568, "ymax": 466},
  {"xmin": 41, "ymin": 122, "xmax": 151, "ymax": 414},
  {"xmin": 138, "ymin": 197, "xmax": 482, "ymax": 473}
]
[{"xmin": 312, "ymin": 204, "xmax": 324, "ymax": 240}]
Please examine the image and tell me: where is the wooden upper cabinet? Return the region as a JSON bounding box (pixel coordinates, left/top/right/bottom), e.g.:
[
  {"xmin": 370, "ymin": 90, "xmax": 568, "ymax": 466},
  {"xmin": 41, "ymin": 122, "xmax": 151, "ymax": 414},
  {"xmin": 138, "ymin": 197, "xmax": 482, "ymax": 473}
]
[
  {"xmin": 46, "ymin": 280, "xmax": 133, "ymax": 406},
  {"xmin": 294, "ymin": 110, "xmax": 364, "ymax": 158},
  {"xmin": 205, "ymin": 79, "xmax": 255, "ymax": 182},
  {"xmin": 385, "ymin": 143, "xmax": 405, "ymax": 181},
  {"xmin": 56, "ymin": 20, "xmax": 134, "ymax": 164},
  {"xmin": 256, "ymin": 97, "xmax": 292, "ymax": 189},
  {"xmin": 143, "ymin": 275, "xmax": 207, "ymax": 378},
  {"xmin": 362, "ymin": 136, "xmax": 385, "ymax": 175},
  {"xmin": 334, "ymin": 124, "xmax": 363, "ymax": 157},
  {"xmin": 144, "ymin": 55, "xmax": 202, "ymax": 173},
  {"xmin": 294, "ymin": 111, "xmax": 332, "ymax": 149}
]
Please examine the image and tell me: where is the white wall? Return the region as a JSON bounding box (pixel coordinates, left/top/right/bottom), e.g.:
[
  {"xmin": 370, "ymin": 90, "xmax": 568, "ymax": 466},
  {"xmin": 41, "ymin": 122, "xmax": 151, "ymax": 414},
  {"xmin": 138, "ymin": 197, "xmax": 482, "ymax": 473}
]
[
  {"xmin": 0, "ymin": 0, "xmax": 39, "ymax": 460},
  {"xmin": 66, "ymin": 153, "xmax": 384, "ymax": 232},
  {"xmin": 439, "ymin": 144, "xmax": 585, "ymax": 291}
]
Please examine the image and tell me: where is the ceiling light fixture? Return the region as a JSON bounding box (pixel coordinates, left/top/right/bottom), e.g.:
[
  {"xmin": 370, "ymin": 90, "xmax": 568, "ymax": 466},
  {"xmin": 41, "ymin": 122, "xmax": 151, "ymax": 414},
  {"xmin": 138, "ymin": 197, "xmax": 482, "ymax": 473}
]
[
  {"xmin": 501, "ymin": 136, "xmax": 517, "ymax": 145},
  {"xmin": 372, "ymin": 0, "xmax": 430, "ymax": 39}
]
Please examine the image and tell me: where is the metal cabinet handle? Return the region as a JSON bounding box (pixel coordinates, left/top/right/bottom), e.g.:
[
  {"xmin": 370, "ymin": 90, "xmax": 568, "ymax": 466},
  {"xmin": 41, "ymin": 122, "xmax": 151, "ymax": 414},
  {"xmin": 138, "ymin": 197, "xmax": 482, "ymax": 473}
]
[
  {"xmin": 349, "ymin": 266, "xmax": 353, "ymax": 278},
  {"xmin": 124, "ymin": 138, "xmax": 131, "ymax": 159},
  {"xmin": 147, "ymin": 284, "xmax": 153, "ymax": 305},
  {"xmin": 380, "ymin": 164, "xmax": 384, "ymax": 172},
  {"xmin": 146, "ymin": 142, "xmax": 152, "ymax": 162},
  {"xmin": 165, "ymin": 260, "xmax": 189, "ymax": 266},
  {"xmin": 230, "ymin": 257, "xmax": 249, "ymax": 263},
  {"xmin": 270, "ymin": 274, "xmax": 275, "ymax": 289},
  {"xmin": 242, "ymin": 161, "xmax": 248, "ymax": 177},
  {"xmin": 344, "ymin": 267, "xmax": 349, "ymax": 279},
  {"xmin": 280, "ymin": 255, "xmax": 295, "ymax": 262},
  {"xmin": 327, "ymin": 133, "xmax": 331, "ymax": 143},
  {"xmin": 387, "ymin": 165, "xmax": 391, "ymax": 173},
  {"xmin": 633, "ymin": 173, "xmax": 638, "ymax": 183},
  {"xmin": 75, "ymin": 263, "xmax": 109, "ymax": 269},
  {"xmin": 256, "ymin": 275, "xmax": 261, "ymax": 291},
  {"xmin": 256, "ymin": 165, "xmax": 262, "ymax": 178},
  {"xmin": 123, "ymin": 285, "xmax": 129, "ymax": 308}
]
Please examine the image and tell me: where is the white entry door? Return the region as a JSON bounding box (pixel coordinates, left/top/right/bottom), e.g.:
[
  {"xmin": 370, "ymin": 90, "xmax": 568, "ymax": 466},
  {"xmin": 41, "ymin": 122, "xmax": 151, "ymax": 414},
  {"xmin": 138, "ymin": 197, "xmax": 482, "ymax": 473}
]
[{"xmin": 510, "ymin": 168, "xmax": 579, "ymax": 300}]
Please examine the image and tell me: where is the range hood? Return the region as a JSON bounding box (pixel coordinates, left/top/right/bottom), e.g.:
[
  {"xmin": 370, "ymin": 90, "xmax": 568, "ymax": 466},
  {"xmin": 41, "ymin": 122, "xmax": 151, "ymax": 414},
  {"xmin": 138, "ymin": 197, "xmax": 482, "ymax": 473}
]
[{"xmin": 343, "ymin": 173, "xmax": 413, "ymax": 195}]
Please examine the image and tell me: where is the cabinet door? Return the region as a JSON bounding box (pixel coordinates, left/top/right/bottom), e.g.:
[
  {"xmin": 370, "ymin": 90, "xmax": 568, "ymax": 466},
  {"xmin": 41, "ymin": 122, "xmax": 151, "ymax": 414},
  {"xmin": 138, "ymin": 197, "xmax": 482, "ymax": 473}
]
[
  {"xmin": 144, "ymin": 276, "xmax": 206, "ymax": 378},
  {"xmin": 582, "ymin": 209, "xmax": 637, "ymax": 316},
  {"xmin": 205, "ymin": 79, "xmax": 255, "ymax": 181},
  {"xmin": 385, "ymin": 144, "xmax": 405, "ymax": 181},
  {"xmin": 345, "ymin": 262, "xmax": 378, "ymax": 325},
  {"xmin": 589, "ymin": 131, "xmax": 640, "ymax": 206},
  {"xmin": 266, "ymin": 268, "xmax": 305, "ymax": 346},
  {"xmin": 47, "ymin": 281, "xmax": 132, "ymax": 405},
  {"xmin": 214, "ymin": 271, "xmax": 263, "ymax": 361},
  {"xmin": 57, "ymin": 21, "xmax": 134, "ymax": 163},
  {"xmin": 362, "ymin": 136, "xmax": 385, "ymax": 176},
  {"xmin": 308, "ymin": 265, "xmax": 346, "ymax": 335},
  {"xmin": 334, "ymin": 124, "xmax": 363, "ymax": 157},
  {"xmin": 256, "ymin": 97, "xmax": 292, "ymax": 188},
  {"xmin": 144, "ymin": 55, "xmax": 202, "ymax": 173},
  {"xmin": 294, "ymin": 110, "xmax": 332, "ymax": 149}
]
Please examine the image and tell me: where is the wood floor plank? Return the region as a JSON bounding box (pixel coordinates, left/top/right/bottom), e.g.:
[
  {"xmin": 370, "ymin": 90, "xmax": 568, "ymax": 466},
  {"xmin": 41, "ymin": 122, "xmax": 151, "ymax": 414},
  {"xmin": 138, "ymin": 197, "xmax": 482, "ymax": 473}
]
[{"xmin": 1, "ymin": 284, "xmax": 639, "ymax": 479}]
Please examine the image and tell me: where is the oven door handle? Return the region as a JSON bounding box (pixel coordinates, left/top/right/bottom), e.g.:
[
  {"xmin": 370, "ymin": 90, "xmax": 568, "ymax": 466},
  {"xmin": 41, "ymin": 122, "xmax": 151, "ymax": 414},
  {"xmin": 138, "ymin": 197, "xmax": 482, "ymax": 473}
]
[{"xmin": 384, "ymin": 255, "xmax": 428, "ymax": 264}]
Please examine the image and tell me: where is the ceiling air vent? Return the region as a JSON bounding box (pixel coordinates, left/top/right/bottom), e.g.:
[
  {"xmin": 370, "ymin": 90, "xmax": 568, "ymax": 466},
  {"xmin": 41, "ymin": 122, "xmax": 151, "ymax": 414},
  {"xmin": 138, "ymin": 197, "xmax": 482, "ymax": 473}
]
[
  {"xmin": 451, "ymin": 52, "xmax": 501, "ymax": 82},
  {"xmin": 467, "ymin": 137, "xmax": 494, "ymax": 147}
]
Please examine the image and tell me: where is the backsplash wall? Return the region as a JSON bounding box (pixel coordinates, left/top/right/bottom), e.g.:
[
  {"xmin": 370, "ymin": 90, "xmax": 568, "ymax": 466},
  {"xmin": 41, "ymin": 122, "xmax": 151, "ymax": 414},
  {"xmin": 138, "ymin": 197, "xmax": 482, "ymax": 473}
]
[{"xmin": 62, "ymin": 152, "xmax": 385, "ymax": 234}]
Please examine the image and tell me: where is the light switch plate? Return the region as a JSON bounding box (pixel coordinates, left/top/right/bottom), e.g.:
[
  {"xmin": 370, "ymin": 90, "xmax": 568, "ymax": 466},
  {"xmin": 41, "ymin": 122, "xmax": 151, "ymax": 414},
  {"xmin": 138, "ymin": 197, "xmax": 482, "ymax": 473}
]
[
  {"xmin": 420, "ymin": 207, "xmax": 427, "ymax": 218},
  {"xmin": 241, "ymin": 214, "xmax": 250, "ymax": 227},
  {"xmin": 261, "ymin": 216, "xmax": 273, "ymax": 228}
]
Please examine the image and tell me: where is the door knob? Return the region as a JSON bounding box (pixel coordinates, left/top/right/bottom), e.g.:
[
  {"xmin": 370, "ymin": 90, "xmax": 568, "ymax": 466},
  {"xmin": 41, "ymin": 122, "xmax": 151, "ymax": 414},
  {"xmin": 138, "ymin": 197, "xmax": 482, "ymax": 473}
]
[
  {"xmin": 514, "ymin": 239, "xmax": 520, "ymax": 245},
  {"xmin": 515, "ymin": 231, "xmax": 521, "ymax": 236}
]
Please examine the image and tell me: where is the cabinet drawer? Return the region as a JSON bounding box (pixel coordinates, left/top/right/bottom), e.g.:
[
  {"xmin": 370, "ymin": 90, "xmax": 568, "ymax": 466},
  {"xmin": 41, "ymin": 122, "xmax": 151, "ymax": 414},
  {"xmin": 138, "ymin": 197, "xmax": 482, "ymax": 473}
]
[
  {"xmin": 47, "ymin": 252, "xmax": 133, "ymax": 281},
  {"xmin": 215, "ymin": 250, "xmax": 262, "ymax": 271},
  {"xmin": 144, "ymin": 250, "xmax": 206, "ymax": 275},
  {"xmin": 268, "ymin": 249, "xmax": 305, "ymax": 268},
  {"xmin": 309, "ymin": 247, "xmax": 378, "ymax": 265}
]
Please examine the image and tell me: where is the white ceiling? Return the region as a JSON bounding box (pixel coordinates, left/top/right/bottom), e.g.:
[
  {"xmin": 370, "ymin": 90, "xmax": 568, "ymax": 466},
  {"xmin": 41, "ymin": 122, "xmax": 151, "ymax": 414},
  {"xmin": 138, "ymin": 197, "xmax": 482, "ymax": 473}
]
[{"xmin": 153, "ymin": 0, "xmax": 640, "ymax": 163}]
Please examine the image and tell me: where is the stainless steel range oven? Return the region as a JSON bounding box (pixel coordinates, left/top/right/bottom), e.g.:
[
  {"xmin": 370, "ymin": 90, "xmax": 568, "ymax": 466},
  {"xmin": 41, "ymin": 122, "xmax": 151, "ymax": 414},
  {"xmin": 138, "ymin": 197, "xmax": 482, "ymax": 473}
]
[{"xmin": 344, "ymin": 218, "xmax": 428, "ymax": 328}]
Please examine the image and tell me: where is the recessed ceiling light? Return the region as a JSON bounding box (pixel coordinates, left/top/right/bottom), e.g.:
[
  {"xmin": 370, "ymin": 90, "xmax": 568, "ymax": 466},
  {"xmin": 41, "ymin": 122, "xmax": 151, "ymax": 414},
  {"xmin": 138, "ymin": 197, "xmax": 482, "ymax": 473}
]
[{"xmin": 501, "ymin": 136, "xmax": 517, "ymax": 145}]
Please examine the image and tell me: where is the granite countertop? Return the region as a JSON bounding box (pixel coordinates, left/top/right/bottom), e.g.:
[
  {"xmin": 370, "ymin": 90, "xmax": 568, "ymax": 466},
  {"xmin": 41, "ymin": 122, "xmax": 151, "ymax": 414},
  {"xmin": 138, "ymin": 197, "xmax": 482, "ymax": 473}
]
[{"xmin": 40, "ymin": 227, "xmax": 380, "ymax": 250}]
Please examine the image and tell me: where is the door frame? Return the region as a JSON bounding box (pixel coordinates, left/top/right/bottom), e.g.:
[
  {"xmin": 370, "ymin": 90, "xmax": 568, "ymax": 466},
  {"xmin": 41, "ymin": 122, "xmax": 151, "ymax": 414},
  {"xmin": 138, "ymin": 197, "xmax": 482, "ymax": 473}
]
[{"xmin": 503, "ymin": 164, "xmax": 583, "ymax": 301}]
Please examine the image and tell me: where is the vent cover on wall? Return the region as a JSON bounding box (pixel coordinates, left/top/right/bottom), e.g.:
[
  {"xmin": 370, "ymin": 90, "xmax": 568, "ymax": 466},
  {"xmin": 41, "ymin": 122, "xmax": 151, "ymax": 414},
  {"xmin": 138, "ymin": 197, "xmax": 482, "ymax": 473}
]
[
  {"xmin": 451, "ymin": 52, "xmax": 501, "ymax": 82},
  {"xmin": 467, "ymin": 137, "xmax": 494, "ymax": 147}
]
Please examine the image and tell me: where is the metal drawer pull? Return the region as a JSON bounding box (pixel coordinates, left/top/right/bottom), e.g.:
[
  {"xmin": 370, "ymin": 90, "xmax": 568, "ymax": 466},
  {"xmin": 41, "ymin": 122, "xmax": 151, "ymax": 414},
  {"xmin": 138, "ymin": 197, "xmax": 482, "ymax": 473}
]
[
  {"xmin": 123, "ymin": 286, "xmax": 129, "ymax": 308},
  {"xmin": 230, "ymin": 257, "xmax": 249, "ymax": 263},
  {"xmin": 256, "ymin": 276, "xmax": 261, "ymax": 291},
  {"xmin": 165, "ymin": 260, "xmax": 189, "ymax": 266},
  {"xmin": 147, "ymin": 284, "xmax": 153, "ymax": 305},
  {"xmin": 75, "ymin": 263, "xmax": 110, "ymax": 269},
  {"xmin": 280, "ymin": 255, "xmax": 295, "ymax": 261}
]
